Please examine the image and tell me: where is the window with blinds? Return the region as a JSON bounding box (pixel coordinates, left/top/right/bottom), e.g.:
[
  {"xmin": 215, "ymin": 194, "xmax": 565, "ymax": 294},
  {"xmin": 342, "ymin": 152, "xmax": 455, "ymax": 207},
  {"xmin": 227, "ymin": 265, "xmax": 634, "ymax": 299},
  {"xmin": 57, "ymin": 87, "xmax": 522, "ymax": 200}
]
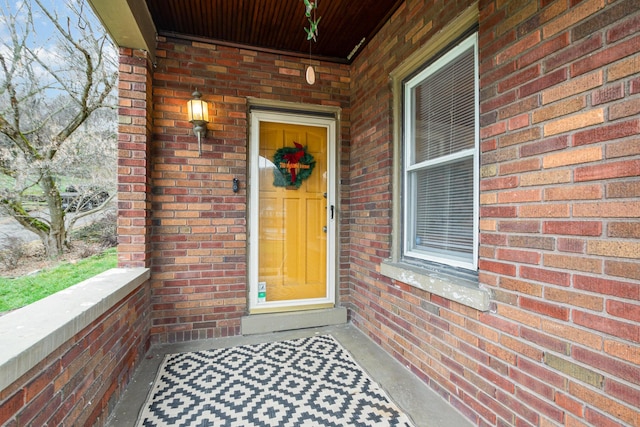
[{"xmin": 403, "ymin": 33, "xmax": 479, "ymax": 270}]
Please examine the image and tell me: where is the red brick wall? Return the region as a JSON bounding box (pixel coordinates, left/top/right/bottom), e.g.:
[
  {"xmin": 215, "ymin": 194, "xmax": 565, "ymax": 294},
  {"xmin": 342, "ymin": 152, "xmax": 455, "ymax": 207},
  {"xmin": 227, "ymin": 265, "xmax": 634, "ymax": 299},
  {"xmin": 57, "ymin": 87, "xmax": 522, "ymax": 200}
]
[
  {"xmin": 0, "ymin": 284, "xmax": 150, "ymax": 426},
  {"xmin": 118, "ymin": 48, "xmax": 154, "ymax": 268},
  {"xmin": 148, "ymin": 36, "xmax": 352, "ymax": 343},
  {"xmin": 350, "ymin": 1, "xmax": 639, "ymax": 426}
]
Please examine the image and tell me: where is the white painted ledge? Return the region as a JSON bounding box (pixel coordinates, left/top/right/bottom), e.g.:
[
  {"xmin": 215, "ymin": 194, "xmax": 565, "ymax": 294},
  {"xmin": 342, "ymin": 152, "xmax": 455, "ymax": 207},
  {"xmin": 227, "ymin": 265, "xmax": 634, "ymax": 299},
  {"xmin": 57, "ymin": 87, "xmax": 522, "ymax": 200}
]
[
  {"xmin": 0, "ymin": 267, "xmax": 150, "ymax": 391},
  {"xmin": 381, "ymin": 261, "xmax": 491, "ymax": 311}
]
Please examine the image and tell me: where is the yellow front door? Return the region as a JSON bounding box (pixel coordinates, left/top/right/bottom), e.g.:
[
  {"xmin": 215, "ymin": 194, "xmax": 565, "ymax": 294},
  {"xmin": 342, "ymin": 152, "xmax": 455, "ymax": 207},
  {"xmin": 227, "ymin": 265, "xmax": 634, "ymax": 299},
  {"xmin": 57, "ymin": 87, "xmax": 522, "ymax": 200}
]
[{"xmin": 258, "ymin": 121, "xmax": 327, "ymax": 304}]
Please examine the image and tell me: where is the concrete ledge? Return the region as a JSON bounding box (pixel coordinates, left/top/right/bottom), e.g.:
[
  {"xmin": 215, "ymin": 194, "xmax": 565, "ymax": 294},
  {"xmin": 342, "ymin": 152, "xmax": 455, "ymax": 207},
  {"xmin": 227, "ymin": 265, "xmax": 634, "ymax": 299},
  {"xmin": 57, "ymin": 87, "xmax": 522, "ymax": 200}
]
[
  {"xmin": 241, "ymin": 307, "xmax": 347, "ymax": 335},
  {"xmin": 381, "ymin": 261, "xmax": 491, "ymax": 311},
  {"xmin": 0, "ymin": 267, "xmax": 150, "ymax": 391}
]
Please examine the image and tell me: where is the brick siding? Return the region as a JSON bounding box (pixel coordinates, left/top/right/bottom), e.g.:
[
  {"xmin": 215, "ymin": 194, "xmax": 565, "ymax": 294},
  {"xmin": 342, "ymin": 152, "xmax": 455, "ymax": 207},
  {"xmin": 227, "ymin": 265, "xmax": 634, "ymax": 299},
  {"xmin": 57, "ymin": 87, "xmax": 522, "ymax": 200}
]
[
  {"xmin": 118, "ymin": 48, "xmax": 154, "ymax": 268},
  {"xmin": 349, "ymin": 1, "xmax": 639, "ymax": 426},
  {"xmin": 0, "ymin": 284, "xmax": 150, "ymax": 426},
  {"xmin": 146, "ymin": 37, "xmax": 351, "ymax": 344},
  {"xmin": 110, "ymin": 0, "xmax": 639, "ymax": 425}
]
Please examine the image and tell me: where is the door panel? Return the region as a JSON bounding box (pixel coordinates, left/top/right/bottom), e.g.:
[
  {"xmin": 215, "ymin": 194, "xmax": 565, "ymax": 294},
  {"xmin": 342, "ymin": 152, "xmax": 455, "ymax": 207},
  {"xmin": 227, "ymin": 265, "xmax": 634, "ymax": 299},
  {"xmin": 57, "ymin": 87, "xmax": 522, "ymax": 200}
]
[{"xmin": 258, "ymin": 122, "xmax": 327, "ymax": 303}]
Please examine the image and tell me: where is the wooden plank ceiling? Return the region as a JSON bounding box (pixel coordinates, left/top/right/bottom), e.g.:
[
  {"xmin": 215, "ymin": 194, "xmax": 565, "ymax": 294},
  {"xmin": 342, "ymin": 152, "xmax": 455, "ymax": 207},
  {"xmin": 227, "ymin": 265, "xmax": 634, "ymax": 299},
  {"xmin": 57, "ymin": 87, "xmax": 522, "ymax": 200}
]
[{"xmin": 145, "ymin": 0, "xmax": 403, "ymax": 63}]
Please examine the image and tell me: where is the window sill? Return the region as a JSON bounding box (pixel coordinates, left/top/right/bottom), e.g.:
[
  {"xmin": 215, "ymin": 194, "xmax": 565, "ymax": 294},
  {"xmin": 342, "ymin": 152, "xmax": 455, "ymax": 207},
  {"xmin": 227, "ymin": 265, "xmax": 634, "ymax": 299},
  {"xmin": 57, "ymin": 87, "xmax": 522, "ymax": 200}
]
[{"xmin": 380, "ymin": 260, "xmax": 490, "ymax": 311}]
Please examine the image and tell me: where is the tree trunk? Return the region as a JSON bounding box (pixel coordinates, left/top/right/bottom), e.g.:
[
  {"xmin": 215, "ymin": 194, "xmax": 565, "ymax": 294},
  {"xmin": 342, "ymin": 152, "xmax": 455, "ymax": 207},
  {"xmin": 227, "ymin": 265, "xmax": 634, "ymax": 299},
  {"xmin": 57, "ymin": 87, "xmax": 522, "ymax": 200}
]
[
  {"xmin": 0, "ymin": 0, "xmax": 117, "ymax": 260},
  {"xmin": 42, "ymin": 229, "xmax": 66, "ymax": 259},
  {"xmin": 40, "ymin": 174, "xmax": 67, "ymax": 259}
]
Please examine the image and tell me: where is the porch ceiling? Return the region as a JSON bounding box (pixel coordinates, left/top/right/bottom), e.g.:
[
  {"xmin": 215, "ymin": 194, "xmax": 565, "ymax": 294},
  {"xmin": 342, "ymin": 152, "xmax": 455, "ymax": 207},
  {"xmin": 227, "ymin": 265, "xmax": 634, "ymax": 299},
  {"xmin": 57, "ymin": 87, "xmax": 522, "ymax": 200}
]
[{"xmin": 90, "ymin": 0, "xmax": 404, "ymax": 64}]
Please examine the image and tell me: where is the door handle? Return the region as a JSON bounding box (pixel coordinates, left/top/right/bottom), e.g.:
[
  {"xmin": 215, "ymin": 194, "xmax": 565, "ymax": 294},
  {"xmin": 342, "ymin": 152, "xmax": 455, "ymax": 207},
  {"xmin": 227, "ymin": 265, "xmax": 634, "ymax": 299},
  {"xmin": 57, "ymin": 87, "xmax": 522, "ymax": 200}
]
[{"xmin": 330, "ymin": 205, "xmax": 334, "ymax": 220}]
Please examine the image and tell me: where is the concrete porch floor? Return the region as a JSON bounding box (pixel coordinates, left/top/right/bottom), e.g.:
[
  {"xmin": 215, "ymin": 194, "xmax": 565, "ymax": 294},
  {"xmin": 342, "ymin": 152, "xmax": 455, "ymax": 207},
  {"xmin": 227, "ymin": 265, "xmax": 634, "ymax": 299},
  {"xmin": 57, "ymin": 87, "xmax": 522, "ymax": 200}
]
[{"xmin": 106, "ymin": 323, "xmax": 473, "ymax": 427}]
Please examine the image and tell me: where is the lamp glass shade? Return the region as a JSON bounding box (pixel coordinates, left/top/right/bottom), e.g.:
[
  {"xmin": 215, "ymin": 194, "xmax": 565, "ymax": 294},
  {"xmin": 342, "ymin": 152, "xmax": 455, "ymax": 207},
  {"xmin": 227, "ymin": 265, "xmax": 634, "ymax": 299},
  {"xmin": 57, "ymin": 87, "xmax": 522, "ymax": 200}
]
[{"xmin": 187, "ymin": 98, "xmax": 209, "ymax": 123}]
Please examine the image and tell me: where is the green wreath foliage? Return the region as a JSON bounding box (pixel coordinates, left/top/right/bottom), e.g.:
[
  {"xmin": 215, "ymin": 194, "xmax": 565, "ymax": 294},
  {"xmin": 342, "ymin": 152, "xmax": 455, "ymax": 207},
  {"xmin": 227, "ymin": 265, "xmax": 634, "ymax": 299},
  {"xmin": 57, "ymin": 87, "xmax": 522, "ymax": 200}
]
[{"xmin": 273, "ymin": 146, "xmax": 316, "ymax": 189}]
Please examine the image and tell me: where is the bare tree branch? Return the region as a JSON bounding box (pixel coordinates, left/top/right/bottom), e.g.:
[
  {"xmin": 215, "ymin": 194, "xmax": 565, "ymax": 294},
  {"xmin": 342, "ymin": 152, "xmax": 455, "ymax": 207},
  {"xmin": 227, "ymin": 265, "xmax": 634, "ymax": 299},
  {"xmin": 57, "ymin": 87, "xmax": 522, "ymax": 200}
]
[
  {"xmin": 67, "ymin": 192, "xmax": 115, "ymax": 230},
  {"xmin": 0, "ymin": 0, "xmax": 117, "ymax": 258}
]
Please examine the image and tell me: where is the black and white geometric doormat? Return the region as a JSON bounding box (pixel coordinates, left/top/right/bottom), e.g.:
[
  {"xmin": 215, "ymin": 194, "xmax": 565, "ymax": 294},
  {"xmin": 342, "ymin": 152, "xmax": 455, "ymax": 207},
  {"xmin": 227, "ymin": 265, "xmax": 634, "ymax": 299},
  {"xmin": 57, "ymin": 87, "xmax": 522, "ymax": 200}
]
[{"xmin": 137, "ymin": 334, "xmax": 415, "ymax": 426}]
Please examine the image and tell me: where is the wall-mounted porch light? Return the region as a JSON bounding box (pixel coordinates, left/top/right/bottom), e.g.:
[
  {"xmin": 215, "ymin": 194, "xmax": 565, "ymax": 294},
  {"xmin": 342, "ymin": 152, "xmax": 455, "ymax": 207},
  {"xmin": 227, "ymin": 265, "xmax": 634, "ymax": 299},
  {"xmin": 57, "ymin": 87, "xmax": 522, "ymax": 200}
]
[{"xmin": 187, "ymin": 89, "xmax": 209, "ymax": 155}]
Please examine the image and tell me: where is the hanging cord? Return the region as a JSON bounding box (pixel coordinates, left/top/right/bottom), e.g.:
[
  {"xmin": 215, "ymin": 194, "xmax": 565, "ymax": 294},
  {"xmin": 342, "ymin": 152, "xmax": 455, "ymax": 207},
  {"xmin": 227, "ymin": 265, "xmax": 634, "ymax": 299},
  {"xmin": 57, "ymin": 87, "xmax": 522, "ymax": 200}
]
[{"xmin": 304, "ymin": 0, "xmax": 319, "ymax": 84}]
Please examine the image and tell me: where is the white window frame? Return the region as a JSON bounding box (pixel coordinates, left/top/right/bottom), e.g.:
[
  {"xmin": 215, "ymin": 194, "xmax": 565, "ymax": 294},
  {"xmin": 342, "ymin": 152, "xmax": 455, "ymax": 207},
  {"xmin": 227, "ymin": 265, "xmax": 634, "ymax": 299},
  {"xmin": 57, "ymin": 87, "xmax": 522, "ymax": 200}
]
[
  {"xmin": 402, "ymin": 33, "xmax": 479, "ymax": 271},
  {"xmin": 381, "ymin": 4, "xmax": 490, "ymax": 311}
]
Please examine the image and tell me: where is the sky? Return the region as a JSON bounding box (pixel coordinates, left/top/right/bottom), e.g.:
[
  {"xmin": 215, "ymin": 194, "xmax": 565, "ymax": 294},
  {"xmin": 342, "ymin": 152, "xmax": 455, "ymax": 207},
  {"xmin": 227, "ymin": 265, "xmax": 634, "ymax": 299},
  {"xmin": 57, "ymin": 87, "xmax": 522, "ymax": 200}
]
[
  {"xmin": 0, "ymin": 0, "xmax": 104, "ymax": 53},
  {"xmin": 0, "ymin": 0, "xmax": 115, "ymax": 96}
]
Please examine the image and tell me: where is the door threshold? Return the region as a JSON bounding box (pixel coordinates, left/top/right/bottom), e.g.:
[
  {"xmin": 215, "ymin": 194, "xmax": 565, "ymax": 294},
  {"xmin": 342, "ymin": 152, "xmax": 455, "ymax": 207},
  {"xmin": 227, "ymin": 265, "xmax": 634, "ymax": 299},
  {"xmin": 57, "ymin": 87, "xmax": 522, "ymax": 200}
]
[
  {"xmin": 249, "ymin": 302, "xmax": 334, "ymax": 315},
  {"xmin": 241, "ymin": 307, "xmax": 347, "ymax": 335}
]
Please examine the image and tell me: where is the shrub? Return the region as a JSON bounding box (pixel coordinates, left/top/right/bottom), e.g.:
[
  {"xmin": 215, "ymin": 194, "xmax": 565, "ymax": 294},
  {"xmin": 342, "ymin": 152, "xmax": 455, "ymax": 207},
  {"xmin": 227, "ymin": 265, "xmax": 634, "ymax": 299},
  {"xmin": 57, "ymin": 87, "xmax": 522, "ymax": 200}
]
[
  {"xmin": 0, "ymin": 236, "xmax": 27, "ymax": 270},
  {"xmin": 71, "ymin": 210, "xmax": 117, "ymax": 247},
  {"xmin": 99, "ymin": 211, "xmax": 118, "ymax": 247}
]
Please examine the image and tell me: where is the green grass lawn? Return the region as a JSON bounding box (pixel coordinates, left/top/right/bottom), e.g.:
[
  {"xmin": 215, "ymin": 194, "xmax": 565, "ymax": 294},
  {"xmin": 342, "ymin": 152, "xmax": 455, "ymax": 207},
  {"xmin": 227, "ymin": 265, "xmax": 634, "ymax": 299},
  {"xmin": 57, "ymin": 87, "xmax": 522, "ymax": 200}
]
[{"xmin": 0, "ymin": 247, "xmax": 117, "ymax": 312}]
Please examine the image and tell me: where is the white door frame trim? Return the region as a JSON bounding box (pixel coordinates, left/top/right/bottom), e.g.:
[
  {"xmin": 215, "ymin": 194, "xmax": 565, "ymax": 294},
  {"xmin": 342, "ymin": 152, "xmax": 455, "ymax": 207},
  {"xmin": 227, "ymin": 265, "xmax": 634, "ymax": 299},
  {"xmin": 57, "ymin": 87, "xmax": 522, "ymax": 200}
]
[{"xmin": 248, "ymin": 109, "xmax": 337, "ymax": 313}]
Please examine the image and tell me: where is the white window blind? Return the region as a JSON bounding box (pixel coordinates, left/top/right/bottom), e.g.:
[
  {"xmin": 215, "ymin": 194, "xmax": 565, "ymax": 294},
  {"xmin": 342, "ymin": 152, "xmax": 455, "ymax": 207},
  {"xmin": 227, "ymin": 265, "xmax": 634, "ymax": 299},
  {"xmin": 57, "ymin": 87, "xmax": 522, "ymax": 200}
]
[{"xmin": 404, "ymin": 34, "xmax": 479, "ymax": 270}]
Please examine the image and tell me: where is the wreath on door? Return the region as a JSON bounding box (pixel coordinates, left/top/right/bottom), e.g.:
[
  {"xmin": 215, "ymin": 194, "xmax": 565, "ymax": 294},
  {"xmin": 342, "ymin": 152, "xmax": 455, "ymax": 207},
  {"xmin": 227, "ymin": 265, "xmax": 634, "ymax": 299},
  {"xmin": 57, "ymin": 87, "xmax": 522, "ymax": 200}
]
[{"xmin": 273, "ymin": 142, "xmax": 315, "ymax": 189}]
